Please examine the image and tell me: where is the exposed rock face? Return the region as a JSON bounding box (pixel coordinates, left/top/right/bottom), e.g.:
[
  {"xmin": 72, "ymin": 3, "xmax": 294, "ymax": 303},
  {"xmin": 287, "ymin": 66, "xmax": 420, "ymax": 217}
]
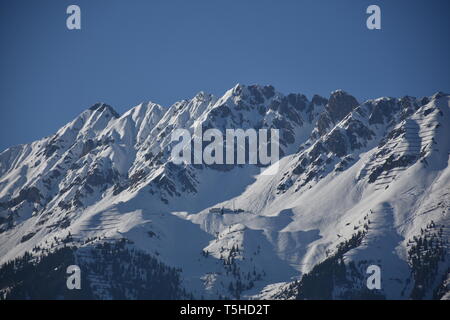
[
  {"xmin": 313, "ymin": 90, "xmax": 359, "ymax": 138},
  {"xmin": 326, "ymin": 90, "xmax": 359, "ymax": 123}
]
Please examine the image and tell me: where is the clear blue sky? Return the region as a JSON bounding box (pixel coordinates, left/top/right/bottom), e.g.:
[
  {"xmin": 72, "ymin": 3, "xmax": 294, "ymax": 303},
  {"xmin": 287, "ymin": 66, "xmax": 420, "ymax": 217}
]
[{"xmin": 1, "ymin": 0, "xmax": 449, "ymax": 151}]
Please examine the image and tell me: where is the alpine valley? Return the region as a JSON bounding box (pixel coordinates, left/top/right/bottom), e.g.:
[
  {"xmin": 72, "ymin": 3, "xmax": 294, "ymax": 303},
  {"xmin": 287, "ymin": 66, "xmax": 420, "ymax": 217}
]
[{"xmin": 0, "ymin": 84, "xmax": 449, "ymax": 300}]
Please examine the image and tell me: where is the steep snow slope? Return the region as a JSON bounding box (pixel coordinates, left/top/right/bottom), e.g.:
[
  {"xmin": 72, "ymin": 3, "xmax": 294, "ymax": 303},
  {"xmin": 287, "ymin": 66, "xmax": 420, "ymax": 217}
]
[{"xmin": 0, "ymin": 86, "xmax": 448, "ymax": 300}]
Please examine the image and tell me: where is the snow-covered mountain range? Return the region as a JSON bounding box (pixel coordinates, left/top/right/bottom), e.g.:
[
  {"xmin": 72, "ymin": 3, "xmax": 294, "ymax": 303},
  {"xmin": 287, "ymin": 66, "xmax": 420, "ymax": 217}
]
[{"xmin": 0, "ymin": 84, "xmax": 449, "ymax": 299}]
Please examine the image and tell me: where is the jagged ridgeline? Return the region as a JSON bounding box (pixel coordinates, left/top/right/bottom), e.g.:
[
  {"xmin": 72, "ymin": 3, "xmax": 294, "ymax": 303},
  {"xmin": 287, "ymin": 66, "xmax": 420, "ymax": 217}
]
[
  {"xmin": 0, "ymin": 85, "xmax": 449, "ymax": 300},
  {"xmin": 0, "ymin": 238, "xmax": 191, "ymax": 300}
]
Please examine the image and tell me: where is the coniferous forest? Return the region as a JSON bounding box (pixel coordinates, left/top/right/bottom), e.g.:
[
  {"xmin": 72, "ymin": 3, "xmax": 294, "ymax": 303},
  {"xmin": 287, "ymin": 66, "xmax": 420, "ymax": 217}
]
[{"xmin": 0, "ymin": 239, "xmax": 191, "ymax": 300}]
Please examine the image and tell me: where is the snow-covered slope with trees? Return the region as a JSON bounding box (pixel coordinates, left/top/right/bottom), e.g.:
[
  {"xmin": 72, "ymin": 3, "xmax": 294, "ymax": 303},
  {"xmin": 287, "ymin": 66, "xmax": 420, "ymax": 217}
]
[{"xmin": 0, "ymin": 85, "xmax": 448, "ymax": 300}]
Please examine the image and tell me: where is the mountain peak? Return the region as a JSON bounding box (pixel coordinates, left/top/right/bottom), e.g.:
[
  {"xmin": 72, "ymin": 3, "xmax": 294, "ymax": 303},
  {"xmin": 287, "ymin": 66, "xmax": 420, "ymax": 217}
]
[
  {"xmin": 431, "ymin": 91, "xmax": 449, "ymax": 100},
  {"xmin": 226, "ymin": 83, "xmax": 280, "ymax": 104},
  {"xmin": 193, "ymin": 91, "xmax": 215, "ymax": 103},
  {"xmin": 326, "ymin": 90, "xmax": 359, "ymax": 122},
  {"xmin": 329, "ymin": 89, "xmax": 355, "ymax": 99},
  {"xmin": 88, "ymin": 103, "xmax": 120, "ymax": 119}
]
